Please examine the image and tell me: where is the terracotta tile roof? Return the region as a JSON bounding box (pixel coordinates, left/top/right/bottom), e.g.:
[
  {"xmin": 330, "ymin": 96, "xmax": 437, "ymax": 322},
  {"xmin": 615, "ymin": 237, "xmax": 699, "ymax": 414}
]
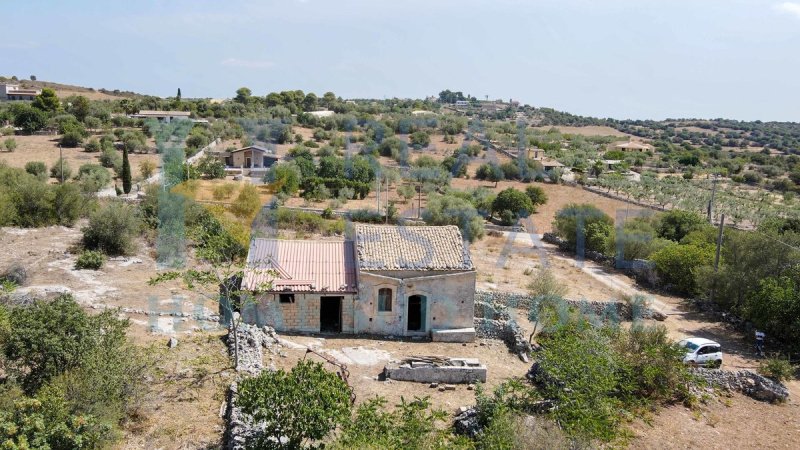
[
  {"xmin": 243, "ymin": 239, "xmax": 357, "ymax": 292},
  {"xmin": 355, "ymin": 225, "xmax": 474, "ymax": 271}
]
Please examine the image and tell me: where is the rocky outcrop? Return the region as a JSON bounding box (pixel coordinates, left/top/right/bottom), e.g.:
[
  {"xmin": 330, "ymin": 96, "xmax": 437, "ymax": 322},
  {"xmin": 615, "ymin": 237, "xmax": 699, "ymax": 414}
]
[{"xmin": 693, "ymin": 368, "xmax": 790, "ymax": 403}]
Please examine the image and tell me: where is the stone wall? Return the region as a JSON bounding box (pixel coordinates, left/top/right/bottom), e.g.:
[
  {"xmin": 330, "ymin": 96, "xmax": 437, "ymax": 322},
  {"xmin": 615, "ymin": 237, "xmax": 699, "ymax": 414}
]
[
  {"xmin": 475, "ymin": 290, "xmax": 665, "ymax": 321},
  {"xmin": 247, "ymin": 293, "xmax": 358, "ymax": 333},
  {"xmin": 355, "ymin": 271, "xmax": 476, "ymax": 336}
]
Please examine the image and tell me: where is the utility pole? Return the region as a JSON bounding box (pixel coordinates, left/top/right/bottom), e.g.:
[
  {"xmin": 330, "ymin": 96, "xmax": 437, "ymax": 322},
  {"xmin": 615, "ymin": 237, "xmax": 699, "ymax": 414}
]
[
  {"xmin": 710, "ymin": 214, "xmax": 725, "ymax": 303},
  {"xmin": 417, "ymin": 183, "xmax": 422, "ymax": 220},
  {"xmin": 714, "ymin": 214, "xmax": 725, "ymax": 272},
  {"xmin": 59, "ymin": 145, "xmax": 64, "ymax": 184},
  {"xmin": 707, "ymin": 174, "xmax": 718, "ymax": 224}
]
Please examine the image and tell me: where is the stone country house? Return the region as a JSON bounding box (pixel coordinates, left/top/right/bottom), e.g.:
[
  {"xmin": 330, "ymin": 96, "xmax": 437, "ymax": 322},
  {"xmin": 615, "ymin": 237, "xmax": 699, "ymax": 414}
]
[{"xmin": 239, "ymin": 224, "xmax": 477, "ymax": 342}]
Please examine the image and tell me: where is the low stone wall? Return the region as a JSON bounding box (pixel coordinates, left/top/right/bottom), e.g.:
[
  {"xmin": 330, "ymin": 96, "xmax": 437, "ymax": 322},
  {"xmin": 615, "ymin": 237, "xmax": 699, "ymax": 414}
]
[
  {"xmin": 475, "ymin": 291, "xmax": 665, "ymax": 321},
  {"xmin": 692, "ymin": 368, "xmax": 790, "ymax": 403},
  {"xmin": 224, "ymin": 323, "xmax": 282, "ymax": 449},
  {"xmin": 384, "ymin": 358, "xmax": 487, "ymax": 384}
]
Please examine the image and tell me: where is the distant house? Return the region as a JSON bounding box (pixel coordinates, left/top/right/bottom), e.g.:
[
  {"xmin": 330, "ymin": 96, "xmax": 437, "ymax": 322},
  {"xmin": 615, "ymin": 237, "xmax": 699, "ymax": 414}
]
[
  {"xmin": 1, "ymin": 84, "xmax": 40, "ymax": 101},
  {"xmin": 614, "ymin": 141, "xmax": 654, "ymax": 152},
  {"xmin": 240, "ymin": 225, "xmax": 476, "ymax": 342},
  {"xmin": 128, "ymin": 110, "xmax": 191, "ymax": 123},
  {"xmin": 307, "ymin": 110, "xmax": 335, "ymax": 118},
  {"xmin": 211, "ymin": 145, "xmax": 279, "ymax": 175},
  {"xmin": 529, "ymin": 148, "xmax": 565, "ymax": 171},
  {"xmin": 454, "ymin": 100, "xmax": 470, "ymax": 108}
]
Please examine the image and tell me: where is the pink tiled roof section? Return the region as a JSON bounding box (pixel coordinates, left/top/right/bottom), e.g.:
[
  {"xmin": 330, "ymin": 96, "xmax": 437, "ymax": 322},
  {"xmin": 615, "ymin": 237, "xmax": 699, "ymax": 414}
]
[
  {"xmin": 355, "ymin": 225, "xmax": 474, "ymax": 271},
  {"xmin": 243, "ymin": 239, "xmax": 357, "ymax": 292}
]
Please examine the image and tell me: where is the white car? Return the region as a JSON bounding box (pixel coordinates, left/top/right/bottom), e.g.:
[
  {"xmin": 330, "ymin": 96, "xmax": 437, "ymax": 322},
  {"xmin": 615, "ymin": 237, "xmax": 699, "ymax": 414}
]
[{"xmin": 679, "ymin": 337, "xmax": 723, "ymax": 368}]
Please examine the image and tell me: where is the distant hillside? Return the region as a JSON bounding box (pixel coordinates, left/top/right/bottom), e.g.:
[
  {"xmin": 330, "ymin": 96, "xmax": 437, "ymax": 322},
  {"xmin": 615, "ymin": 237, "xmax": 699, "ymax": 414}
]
[{"xmin": 0, "ymin": 76, "xmax": 148, "ymax": 100}]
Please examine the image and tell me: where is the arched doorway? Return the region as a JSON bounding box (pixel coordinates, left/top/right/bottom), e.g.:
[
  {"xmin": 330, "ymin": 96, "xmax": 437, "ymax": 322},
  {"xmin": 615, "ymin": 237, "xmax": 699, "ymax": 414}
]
[{"xmin": 407, "ymin": 295, "xmax": 427, "ymax": 332}]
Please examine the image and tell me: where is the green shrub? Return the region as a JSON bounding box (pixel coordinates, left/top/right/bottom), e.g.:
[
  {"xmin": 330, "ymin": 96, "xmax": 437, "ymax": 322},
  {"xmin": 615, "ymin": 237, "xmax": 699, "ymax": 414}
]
[
  {"xmin": 212, "ymin": 183, "xmax": 238, "ymax": 200},
  {"xmin": 84, "ymin": 138, "xmax": 101, "ymax": 152},
  {"xmin": 99, "ymin": 147, "xmax": 122, "ymax": 172},
  {"xmin": 758, "ymin": 357, "xmax": 794, "ymax": 382},
  {"xmin": 333, "ymin": 396, "xmax": 465, "ymax": 449},
  {"xmin": 650, "ymin": 243, "xmax": 714, "ymax": 295},
  {"xmin": 230, "ymin": 184, "xmax": 261, "ymax": 218},
  {"xmin": 552, "ymin": 204, "xmax": 614, "ymax": 254},
  {"xmin": 50, "ymin": 157, "xmax": 72, "ymax": 181},
  {"xmin": 492, "ymin": 188, "xmax": 535, "ymax": 219},
  {"xmin": 422, "ymin": 194, "xmax": 485, "ymax": 241},
  {"xmin": 24, "ymin": 161, "xmax": 47, "ymax": 180},
  {"xmin": 60, "ymin": 130, "xmax": 84, "ymax": 147},
  {"xmin": 238, "ymin": 361, "xmax": 352, "ymax": 448},
  {"xmin": 82, "ymin": 201, "xmax": 140, "ymax": 256},
  {"xmin": 75, "ymin": 250, "xmax": 105, "ymax": 270},
  {"xmin": 3, "ymin": 137, "xmax": 17, "ymax": 152}
]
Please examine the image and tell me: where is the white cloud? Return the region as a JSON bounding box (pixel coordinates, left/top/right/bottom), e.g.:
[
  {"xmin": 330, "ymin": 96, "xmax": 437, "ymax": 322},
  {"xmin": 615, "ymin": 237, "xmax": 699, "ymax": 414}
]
[
  {"xmin": 775, "ymin": 2, "xmax": 800, "ymax": 19},
  {"xmin": 220, "ymin": 58, "xmax": 275, "ymax": 69}
]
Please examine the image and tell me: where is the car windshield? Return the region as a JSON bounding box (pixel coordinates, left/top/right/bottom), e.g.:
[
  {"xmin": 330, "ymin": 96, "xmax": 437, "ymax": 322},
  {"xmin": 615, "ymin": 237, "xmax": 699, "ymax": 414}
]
[{"xmin": 683, "ymin": 341, "xmax": 700, "ymax": 351}]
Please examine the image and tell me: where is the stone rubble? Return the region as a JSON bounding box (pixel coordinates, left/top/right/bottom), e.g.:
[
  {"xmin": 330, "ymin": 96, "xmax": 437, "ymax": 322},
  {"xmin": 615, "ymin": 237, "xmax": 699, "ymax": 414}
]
[{"xmin": 692, "ymin": 368, "xmax": 790, "ymax": 403}]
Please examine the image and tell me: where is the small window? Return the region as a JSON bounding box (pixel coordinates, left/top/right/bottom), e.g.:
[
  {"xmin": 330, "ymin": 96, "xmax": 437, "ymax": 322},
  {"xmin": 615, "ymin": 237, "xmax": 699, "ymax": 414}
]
[
  {"xmin": 378, "ymin": 288, "xmax": 392, "ymax": 312},
  {"xmin": 279, "ymin": 293, "xmax": 295, "ymax": 304}
]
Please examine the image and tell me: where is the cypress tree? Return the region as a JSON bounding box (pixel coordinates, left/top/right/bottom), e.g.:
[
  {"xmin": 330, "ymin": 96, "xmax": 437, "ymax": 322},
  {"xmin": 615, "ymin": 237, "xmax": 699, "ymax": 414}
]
[{"xmin": 121, "ymin": 146, "xmax": 131, "ymax": 194}]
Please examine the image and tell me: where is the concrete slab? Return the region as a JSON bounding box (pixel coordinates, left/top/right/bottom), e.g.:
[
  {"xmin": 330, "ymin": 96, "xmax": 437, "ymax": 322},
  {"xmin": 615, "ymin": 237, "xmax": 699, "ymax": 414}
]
[
  {"xmin": 431, "ymin": 327, "xmax": 476, "ymax": 343},
  {"xmin": 384, "ymin": 358, "xmax": 487, "ymax": 384}
]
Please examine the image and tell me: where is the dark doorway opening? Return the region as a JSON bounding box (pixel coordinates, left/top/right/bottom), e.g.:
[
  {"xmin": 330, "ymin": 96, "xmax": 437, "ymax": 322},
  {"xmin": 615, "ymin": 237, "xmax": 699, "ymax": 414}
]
[
  {"xmin": 407, "ymin": 295, "xmax": 426, "ymax": 332},
  {"xmin": 320, "ymin": 296, "xmax": 342, "ymax": 333}
]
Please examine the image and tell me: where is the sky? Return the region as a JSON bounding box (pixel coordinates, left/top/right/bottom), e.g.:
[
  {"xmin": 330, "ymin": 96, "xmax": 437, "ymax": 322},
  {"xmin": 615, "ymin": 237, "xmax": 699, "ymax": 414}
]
[{"xmin": 2, "ymin": 0, "xmax": 799, "ymax": 121}]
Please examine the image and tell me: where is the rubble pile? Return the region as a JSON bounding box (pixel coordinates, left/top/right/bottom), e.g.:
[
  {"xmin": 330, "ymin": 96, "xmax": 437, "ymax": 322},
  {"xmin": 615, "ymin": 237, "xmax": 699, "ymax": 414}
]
[{"xmin": 693, "ymin": 368, "xmax": 790, "ymax": 403}]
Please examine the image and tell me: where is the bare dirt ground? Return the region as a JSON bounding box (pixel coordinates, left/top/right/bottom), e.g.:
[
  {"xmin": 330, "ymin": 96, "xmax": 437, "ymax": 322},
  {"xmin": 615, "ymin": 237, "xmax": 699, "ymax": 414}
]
[{"xmin": 268, "ymin": 334, "xmax": 528, "ymax": 413}]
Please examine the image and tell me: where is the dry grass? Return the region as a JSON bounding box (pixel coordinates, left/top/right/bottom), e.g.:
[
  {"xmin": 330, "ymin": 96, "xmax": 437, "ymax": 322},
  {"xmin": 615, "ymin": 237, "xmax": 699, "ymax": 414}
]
[
  {"xmin": 0, "ymin": 134, "xmax": 160, "ymax": 184},
  {"xmin": 530, "ymin": 125, "xmax": 633, "ymax": 137}
]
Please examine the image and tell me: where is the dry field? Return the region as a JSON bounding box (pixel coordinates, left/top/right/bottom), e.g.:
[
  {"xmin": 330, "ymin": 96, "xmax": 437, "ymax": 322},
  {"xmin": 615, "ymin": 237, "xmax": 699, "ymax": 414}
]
[
  {"xmin": 531, "ymin": 125, "xmax": 632, "ymax": 137},
  {"xmin": 0, "ymin": 134, "xmax": 160, "ymax": 184}
]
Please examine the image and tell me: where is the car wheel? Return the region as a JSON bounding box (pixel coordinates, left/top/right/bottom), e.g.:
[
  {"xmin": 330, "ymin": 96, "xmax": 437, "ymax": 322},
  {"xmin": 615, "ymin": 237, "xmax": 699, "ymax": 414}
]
[{"xmin": 713, "ymin": 360, "xmax": 722, "ymax": 368}]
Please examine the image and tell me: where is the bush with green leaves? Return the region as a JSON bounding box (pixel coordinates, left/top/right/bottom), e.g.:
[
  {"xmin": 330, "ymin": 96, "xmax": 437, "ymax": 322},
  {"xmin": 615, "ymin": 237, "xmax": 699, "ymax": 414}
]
[
  {"xmin": 230, "ymin": 183, "xmax": 261, "ymax": 218},
  {"xmin": 238, "ymin": 360, "xmax": 352, "ymax": 448},
  {"xmin": 265, "ymin": 161, "xmax": 302, "ymax": 194},
  {"xmin": 552, "ymin": 204, "xmax": 614, "ymax": 254},
  {"xmin": 82, "ymin": 201, "xmax": 140, "ymax": 256},
  {"xmin": 75, "ymin": 250, "xmax": 105, "ymax": 270},
  {"xmin": 50, "ymin": 157, "xmax": 72, "ymax": 181},
  {"xmin": 758, "ymin": 357, "xmax": 794, "ymax": 382},
  {"xmin": 24, "ymin": 160, "xmax": 47, "ymax": 180},
  {"xmin": 650, "ymin": 242, "xmax": 714, "ymax": 295},
  {"xmin": 99, "ymin": 147, "xmax": 122, "ymax": 172},
  {"xmin": 212, "ymin": 183, "xmax": 238, "ymax": 200},
  {"xmin": 525, "ymin": 185, "xmax": 548, "ymax": 207},
  {"xmin": 0, "ymin": 294, "xmax": 147, "ymax": 448},
  {"xmin": 195, "ymin": 154, "xmax": 225, "ymax": 179},
  {"xmin": 530, "ymin": 321, "xmax": 694, "ymax": 441},
  {"xmin": 492, "ymin": 188, "xmax": 535, "ymax": 223},
  {"xmin": 422, "ymin": 193, "xmax": 485, "ymax": 242},
  {"xmin": 84, "ymin": 137, "xmax": 101, "ymax": 153},
  {"xmin": 333, "ymin": 396, "xmax": 467, "ymax": 449},
  {"xmin": 3, "ymin": 137, "xmax": 16, "ymax": 152},
  {"xmin": 656, "ymin": 210, "xmax": 707, "ymax": 242}
]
